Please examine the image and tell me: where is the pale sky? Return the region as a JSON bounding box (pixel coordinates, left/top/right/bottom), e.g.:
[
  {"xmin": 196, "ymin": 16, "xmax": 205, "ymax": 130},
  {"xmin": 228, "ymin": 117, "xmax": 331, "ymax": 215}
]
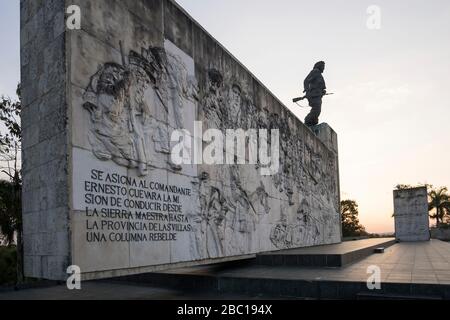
[{"xmin": 1, "ymin": 0, "xmax": 450, "ymax": 233}]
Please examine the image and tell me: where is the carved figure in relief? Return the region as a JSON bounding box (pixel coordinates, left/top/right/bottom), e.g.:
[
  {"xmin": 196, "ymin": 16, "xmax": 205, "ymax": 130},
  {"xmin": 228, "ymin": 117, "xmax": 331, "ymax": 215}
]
[
  {"xmin": 83, "ymin": 45, "xmax": 198, "ymax": 176},
  {"xmin": 295, "ymin": 199, "xmax": 320, "ymax": 244},
  {"xmin": 204, "ymin": 187, "xmax": 226, "ymax": 257},
  {"xmin": 83, "ymin": 63, "xmax": 136, "ymax": 168},
  {"xmin": 270, "ymin": 199, "xmax": 320, "ymax": 249},
  {"xmin": 166, "ymin": 52, "xmax": 199, "ymax": 129},
  {"xmin": 269, "ymin": 221, "xmax": 289, "ymax": 248},
  {"xmin": 203, "ymin": 69, "xmax": 224, "ymax": 129},
  {"xmin": 197, "ymin": 172, "xmax": 227, "ymax": 258},
  {"xmin": 224, "ymin": 168, "xmax": 258, "ymax": 254},
  {"xmin": 250, "ymin": 182, "xmax": 271, "ymax": 216},
  {"xmin": 226, "ymin": 84, "xmax": 242, "ymax": 128}
]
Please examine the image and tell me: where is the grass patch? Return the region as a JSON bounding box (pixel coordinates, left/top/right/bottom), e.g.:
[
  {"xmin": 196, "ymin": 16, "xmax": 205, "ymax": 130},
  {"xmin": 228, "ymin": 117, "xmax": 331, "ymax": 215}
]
[{"xmin": 0, "ymin": 246, "xmax": 17, "ymax": 285}]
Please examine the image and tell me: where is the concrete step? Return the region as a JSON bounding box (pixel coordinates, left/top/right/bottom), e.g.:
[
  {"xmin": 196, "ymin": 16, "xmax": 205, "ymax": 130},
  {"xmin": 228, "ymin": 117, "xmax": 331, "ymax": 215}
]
[
  {"xmin": 256, "ymin": 238, "xmax": 396, "ymax": 267},
  {"xmin": 105, "ymin": 239, "xmax": 450, "ymax": 300},
  {"xmin": 108, "ymin": 271, "xmax": 450, "ymax": 300}
]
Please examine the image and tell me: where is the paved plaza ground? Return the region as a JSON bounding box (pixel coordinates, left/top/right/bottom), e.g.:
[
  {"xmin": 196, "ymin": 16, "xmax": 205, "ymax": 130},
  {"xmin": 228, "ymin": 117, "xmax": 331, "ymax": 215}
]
[
  {"xmin": 210, "ymin": 240, "xmax": 450, "ymax": 284},
  {"xmin": 1, "ymin": 240, "xmax": 450, "ymax": 300}
]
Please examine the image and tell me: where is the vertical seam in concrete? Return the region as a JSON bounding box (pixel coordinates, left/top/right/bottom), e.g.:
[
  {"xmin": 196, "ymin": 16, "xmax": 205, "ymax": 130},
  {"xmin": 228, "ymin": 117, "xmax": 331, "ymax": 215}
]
[{"xmin": 64, "ymin": 0, "xmax": 73, "ymax": 272}]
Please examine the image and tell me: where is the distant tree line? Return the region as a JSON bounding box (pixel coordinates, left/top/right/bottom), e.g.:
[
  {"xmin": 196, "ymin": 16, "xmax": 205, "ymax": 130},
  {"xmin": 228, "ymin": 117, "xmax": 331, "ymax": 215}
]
[{"xmin": 0, "ymin": 84, "xmax": 22, "ymax": 283}]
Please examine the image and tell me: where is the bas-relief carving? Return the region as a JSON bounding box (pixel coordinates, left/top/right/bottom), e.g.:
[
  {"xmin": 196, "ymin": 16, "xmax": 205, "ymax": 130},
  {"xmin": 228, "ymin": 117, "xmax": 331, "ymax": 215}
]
[
  {"xmin": 166, "ymin": 51, "xmax": 199, "ymax": 129},
  {"xmin": 196, "ymin": 66, "xmax": 340, "ymax": 253},
  {"xmin": 250, "ymin": 182, "xmax": 271, "ymax": 216},
  {"xmin": 270, "ymin": 199, "xmax": 321, "ymax": 249},
  {"xmin": 191, "ymin": 169, "xmax": 263, "ymax": 258},
  {"xmin": 82, "ymin": 45, "xmax": 197, "ymax": 176},
  {"xmin": 202, "ymin": 69, "xmax": 224, "ymax": 130},
  {"xmin": 80, "ymin": 41, "xmax": 341, "ymax": 263}
]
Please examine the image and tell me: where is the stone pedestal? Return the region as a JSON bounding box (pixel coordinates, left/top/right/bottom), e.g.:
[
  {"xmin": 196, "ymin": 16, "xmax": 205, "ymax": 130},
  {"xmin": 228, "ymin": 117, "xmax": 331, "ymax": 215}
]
[
  {"xmin": 311, "ymin": 123, "xmax": 338, "ymax": 155},
  {"xmin": 312, "ymin": 123, "xmax": 341, "ymax": 240}
]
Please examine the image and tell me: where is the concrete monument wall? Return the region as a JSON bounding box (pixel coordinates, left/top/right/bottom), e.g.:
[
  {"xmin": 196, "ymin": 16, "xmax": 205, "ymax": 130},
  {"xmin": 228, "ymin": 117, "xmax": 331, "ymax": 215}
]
[
  {"xmin": 21, "ymin": 0, "xmax": 341, "ymax": 280},
  {"xmin": 394, "ymin": 187, "xmax": 430, "ymax": 242},
  {"xmin": 20, "ymin": 0, "xmax": 69, "ymax": 280}
]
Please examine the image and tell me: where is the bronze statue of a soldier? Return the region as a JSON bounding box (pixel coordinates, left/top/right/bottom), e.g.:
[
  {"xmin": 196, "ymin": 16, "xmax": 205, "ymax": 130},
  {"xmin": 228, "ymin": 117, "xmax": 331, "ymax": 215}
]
[{"xmin": 295, "ymin": 61, "xmax": 327, "ymax": 127}]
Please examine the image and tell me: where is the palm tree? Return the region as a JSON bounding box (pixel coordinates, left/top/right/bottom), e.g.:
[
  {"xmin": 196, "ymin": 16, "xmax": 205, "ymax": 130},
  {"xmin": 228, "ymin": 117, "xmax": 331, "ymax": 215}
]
[{"xmin": 428, "ymin": 187, "xmax": 450, "ymax": 227}]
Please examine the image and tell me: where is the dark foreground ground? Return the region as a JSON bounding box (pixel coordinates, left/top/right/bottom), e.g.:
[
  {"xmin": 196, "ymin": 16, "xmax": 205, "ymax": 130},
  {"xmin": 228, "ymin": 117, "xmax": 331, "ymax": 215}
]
[{"xmin": 0, "ymin": 281, "xmax": 290, "ymax": 300}]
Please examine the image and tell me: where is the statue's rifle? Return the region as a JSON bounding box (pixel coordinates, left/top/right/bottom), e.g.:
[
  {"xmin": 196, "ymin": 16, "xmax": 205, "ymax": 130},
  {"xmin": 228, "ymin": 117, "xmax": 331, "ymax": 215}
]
[{"xmin": 292, "ymin": 93, "xmax": 334, "ymax": 108}]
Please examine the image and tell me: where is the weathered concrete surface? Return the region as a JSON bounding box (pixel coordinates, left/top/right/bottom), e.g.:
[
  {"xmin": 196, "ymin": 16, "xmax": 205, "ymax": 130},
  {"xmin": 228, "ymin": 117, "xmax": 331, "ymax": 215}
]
[
  {"xmin": 20, "ymin": 0, "xmax": 69, "ymax": 281},
  {"xmin": 394, "ymin": 187, "xmax": 430, "ymax": 242},
  {"xmin": 21, "ymin": 0, "xmax": 342, "ymax": 281},
  {"xmin": 311, "ymin": 123, "xmax": 338, "ymax": 155},
  {"xmin": 312, "ymin": 123, "xmax": 341, "ymax": 240}
]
